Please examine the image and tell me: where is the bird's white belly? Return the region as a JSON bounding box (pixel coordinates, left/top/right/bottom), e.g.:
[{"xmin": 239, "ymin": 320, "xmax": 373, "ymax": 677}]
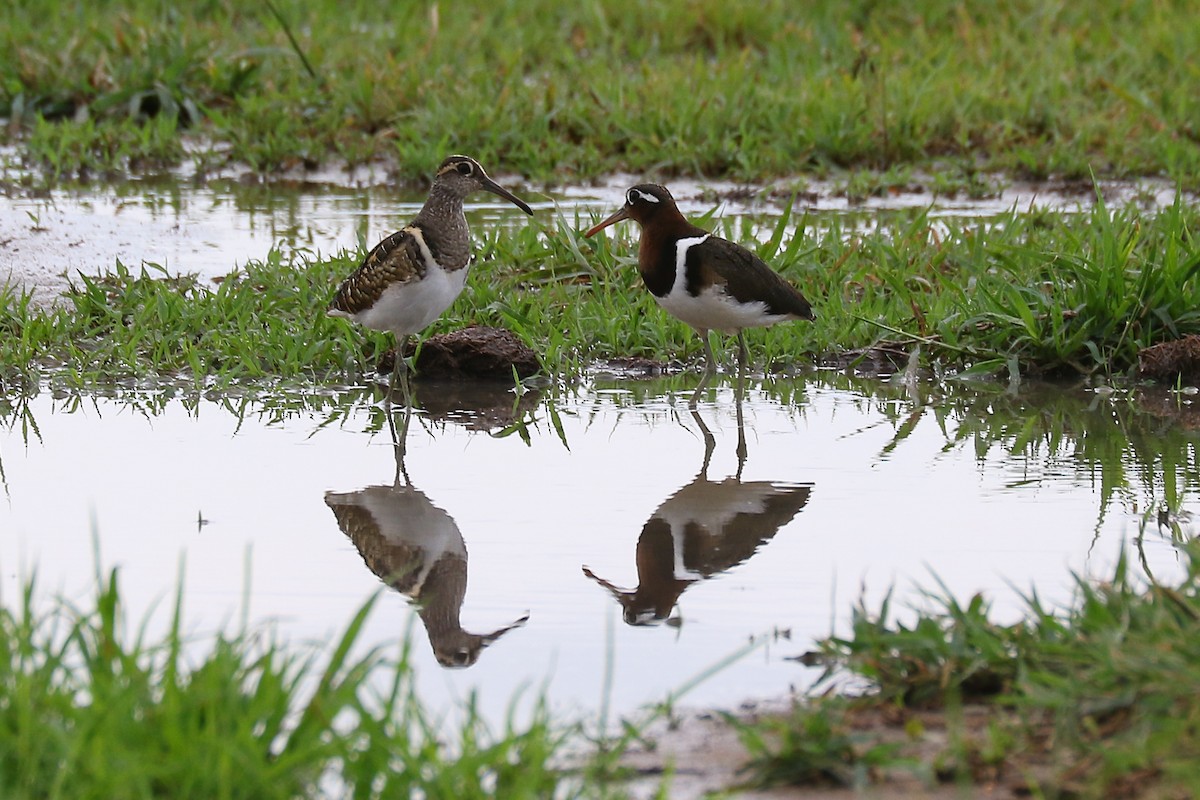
[
  {"xmin": 659, "ymin": 235, "xmax": 788, "ymax": 333},
  {"xmin": 656, "ymin": 288, "xmax": 778, "ymax": 334},
  {"xmin": 354, "ymin": 266, "xmax": 468, "ymax": 335}
]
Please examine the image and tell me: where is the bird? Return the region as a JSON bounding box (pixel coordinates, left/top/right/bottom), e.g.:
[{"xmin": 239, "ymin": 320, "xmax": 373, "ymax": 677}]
[
  {"xmin": 329, "ymin": 155, "xmax": 533, "ymax": 402},
  {"xmin": 584, "ymin": 184, "xmax": 814, "ymax": 375},
  {"xmin": 325, "ymin": 482, "xmax": 528, "ymax": 668},
  {"xmin": 582, "ymin": 400, "xmax": 811, "ymax": 627}
]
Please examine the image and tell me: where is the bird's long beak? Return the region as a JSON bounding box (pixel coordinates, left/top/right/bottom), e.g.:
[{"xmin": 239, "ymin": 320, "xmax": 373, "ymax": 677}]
[
  {"xmin": 480, "ymin": 176, "xmax": 534, "ymax": 215},
  {"xmin": 584, "ymin": 206, "xmax": 630, "ymax": 238},
  {"xmin": 480, "ymin": 612, "xmax": 531, "ymax": 645}
]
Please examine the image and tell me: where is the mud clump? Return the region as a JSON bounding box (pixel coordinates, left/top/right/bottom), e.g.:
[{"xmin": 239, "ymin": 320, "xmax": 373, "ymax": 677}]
[
  {"xmin": 416, "ymin": 380, "xmax": 542, "ymax": 432},
  {"xmin": 376, "ymin": 326, "xmax": 541, "ymax": 381},
  {"xmin": 1137, "ymin": 335, "xmax": 1200, "ymax": 383}
]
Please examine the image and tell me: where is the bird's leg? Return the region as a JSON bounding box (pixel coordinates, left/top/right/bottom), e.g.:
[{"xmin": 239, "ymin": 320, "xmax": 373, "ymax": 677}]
[
  {"xmin": 700, "ymin": 329, "xmax": 717, "ymax": 376},
  {"xmin": 689, "ymin": 405, "xmax": 716, "ymax": 479},
  {"xmin": 390, "ymin": 334, "xmax": 413, "ymax": 411},
  {"xmin": 737, "ymin": 330, "xmax": 748, "ymax": 375},
  {"xmin": 688, "ymin": 366, "xmax": 713, "ymax": 410},
  {"xmin": 734, "ymin": 355, "xmax": 748, "ymax": 480},
  {"xmin": 386, "ymin": 400, "xmax": 413, "ymax": 487},
  {"xmin": 382, "ymin": 335, "xmax": 414, "ymax": 483}
]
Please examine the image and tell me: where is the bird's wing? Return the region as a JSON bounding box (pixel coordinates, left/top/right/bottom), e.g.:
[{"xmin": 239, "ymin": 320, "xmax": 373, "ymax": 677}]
[
  {"xmin": 329, "ymin": 228, "xmax": 429, "ymax": 315},
  {"xmin": 689, "ymin": 237, "xmax": 815, "ymax": 320}
]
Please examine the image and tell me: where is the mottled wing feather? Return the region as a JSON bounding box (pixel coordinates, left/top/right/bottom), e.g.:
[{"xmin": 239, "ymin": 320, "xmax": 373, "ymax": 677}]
[
  {"xmin": 326, "ymin": 500, "xmax": 424, "ymax": 593},
  {"xmin": 690, "ymin": 237, "xmax": 815, "ymax": 320},
  {"xmin": 329, "ymin": 229, "xmax": 427, "ymax": 315}
]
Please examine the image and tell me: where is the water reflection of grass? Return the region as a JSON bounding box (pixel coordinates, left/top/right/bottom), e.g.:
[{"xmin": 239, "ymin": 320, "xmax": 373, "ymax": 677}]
[
  {"xmin": 580, "ymin": 371, "xmax": 1200, "ymax": 549},
  {"xmin": 843, "ymin": 375, "xmax": 1200, "ymax": 543}
]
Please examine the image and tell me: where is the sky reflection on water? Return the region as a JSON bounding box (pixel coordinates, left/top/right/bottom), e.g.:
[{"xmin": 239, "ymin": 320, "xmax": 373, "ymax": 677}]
[{"xmin": 1, "ymin": 373, "xmax": 1195, "ymax": 724}]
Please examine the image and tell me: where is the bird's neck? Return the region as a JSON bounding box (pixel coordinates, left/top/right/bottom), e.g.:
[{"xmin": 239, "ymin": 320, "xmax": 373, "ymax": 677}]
[
  {"xmin": 414, "ymin": 187, "xmax": 471, "ymax": 269},
  {"xmin": 415, "ymin": 185, "xmax": 467, "ymax": 231}
]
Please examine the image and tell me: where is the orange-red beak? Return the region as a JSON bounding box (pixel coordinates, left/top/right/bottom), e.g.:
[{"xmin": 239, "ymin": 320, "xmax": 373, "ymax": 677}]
[{"xmin": 584, "ymin": 206, "xmax": 631, "ymax": 238}]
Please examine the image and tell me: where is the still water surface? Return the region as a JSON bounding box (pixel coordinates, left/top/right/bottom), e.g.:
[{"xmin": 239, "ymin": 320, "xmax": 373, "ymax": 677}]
[{"xmin": 2, "ymin": 374, "xmax": 1194, "ymax": 724}]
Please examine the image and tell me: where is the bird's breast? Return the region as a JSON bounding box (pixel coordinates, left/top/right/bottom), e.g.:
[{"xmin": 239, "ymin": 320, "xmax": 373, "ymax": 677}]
[
  {"xmin": 640, "ymin": 233, "xmax": 709, "ymax": 298},
  {"xmin": 349, "ymin": 265, "xmax": 469, "ymax": 335}
]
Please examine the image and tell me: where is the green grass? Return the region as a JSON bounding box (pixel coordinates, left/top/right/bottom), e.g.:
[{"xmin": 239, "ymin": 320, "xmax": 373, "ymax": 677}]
[
  {"xmin": 4, "ymin": 197, "xmax": 1199, "ymax": 389},
  {"xmin": 0, "ymin": 563, "xmax": 570, "ymax": 800},
  {"xmin": 5, "ymin": 0, "xmax": 1200, "ymax": 185},
  {"xmin": 736, "ymin": 545, "xmax": 1200, "ymax": 798}
]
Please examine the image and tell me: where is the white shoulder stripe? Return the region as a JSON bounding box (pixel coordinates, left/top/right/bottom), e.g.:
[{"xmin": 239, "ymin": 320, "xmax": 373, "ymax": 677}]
[
  {"xmin": 405, "ymin": 225, "xmax": 440, "ymax": 273},
  {"xmin": 674, "ymin": 234, "xmax": 710, "ymax": 291}
]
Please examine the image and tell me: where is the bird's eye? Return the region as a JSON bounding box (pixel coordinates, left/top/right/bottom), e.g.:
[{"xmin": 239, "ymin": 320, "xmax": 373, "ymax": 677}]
[
  {"xmin": 627, "ymin": 188, "xmax": 659, "ymax": 205},
  {"xmin": 456, "ymin": 162, "xmax": 473, "ymax": 176}
]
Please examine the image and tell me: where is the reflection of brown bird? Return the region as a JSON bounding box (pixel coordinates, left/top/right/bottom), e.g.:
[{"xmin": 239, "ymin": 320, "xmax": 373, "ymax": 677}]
[
  {"xmin": 325, "ymin": 484, "xmax": 527, "ymax": 667},
  {"xmin": 584, "ymin": 400, "xmax": 811, "ymax": 626},
  {"xmin": 584, "ymin": 478, "xmax": 811, "ymax": 626}
]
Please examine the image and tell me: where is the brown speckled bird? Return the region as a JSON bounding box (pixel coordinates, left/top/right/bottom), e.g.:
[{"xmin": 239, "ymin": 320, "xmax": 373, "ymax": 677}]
[
  {"xmin": 329, "ymin": 155, "xmax": 533, "ymax": 399},
  {"xmin": 325, "ymin": 482, "xmax": 528, "ymax": 667},
  {"xmin": 585, "ymin": 184, "xmax": 814, "ymax": 374}
]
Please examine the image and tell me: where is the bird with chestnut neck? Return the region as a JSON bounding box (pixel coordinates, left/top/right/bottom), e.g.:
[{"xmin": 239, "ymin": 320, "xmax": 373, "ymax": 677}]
[{"xmin": 585, "ymin": 184, "xmax": 814, "ymax": 375}]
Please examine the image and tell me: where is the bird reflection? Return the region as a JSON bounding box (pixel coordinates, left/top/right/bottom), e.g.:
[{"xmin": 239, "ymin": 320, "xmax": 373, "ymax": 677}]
[
  {"xmin": 325, "ymin": 411, "xmax": 527, "ymax": 667},
  {"xmin": 583, "ymin": 373, "xmax": 813, "ymax": 626}
]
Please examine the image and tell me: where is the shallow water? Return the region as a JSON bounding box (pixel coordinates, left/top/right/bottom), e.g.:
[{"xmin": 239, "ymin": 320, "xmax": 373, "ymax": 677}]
[
  {"xmin": 2, "ymin": 373, "xmax": 1195, "ymax": 724},
  {"xmin": 2, "ymin": 171, "xmax": 1197, "ymax": 726},
  {"xmin": 1, "ymin": 169, "xmax": 1186, "ymax": 304}
]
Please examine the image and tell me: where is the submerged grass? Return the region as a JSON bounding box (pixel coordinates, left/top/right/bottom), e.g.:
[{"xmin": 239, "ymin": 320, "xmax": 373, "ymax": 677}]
[
  {"xmin": 3, "ymin": 197, "xmax": 1199, "ymax": 388},
  {"xmin": 5, "ymin": 0, "xmax": 1200, "ymax": 185}
]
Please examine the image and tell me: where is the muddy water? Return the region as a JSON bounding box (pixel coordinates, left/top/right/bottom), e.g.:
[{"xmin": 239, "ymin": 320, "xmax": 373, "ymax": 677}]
[{"xmin": 2, "ymin": 374, "xmax": 1195, "ymax": 724}]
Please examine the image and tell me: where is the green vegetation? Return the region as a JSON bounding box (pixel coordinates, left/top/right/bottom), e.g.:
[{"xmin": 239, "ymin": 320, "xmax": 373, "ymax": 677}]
[
  {"xmin": 5, "ymin": 0, "xmax": 1200, "ymax": 184},
  {"xmin": 5, "ymin": 1, "xmax": 1200, "ymax": 796},
  {"xmin": 737, "ymin": 545, "xmax": 1200, "ymax": 798},
  {"xmin": 3, "ymin": 199, "xmax": 1198, "ymax": 389},
  {"xmin": 0, "ymin": 567, "xmax": 568, "ymax": 800}
]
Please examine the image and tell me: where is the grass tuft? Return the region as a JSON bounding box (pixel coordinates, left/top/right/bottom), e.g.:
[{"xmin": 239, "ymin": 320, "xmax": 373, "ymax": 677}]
[
  {"xmin": 742, "ymin": 544, "xmax": 1200, "ymax": 797},
  {"xmin": 0, "ymin": 564, "xmax": 570, "ymax": 799}
]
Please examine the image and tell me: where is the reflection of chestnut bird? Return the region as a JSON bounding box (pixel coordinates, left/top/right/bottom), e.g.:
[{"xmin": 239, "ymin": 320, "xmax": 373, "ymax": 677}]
[
  {"xmin": 325, "ymin": 484, "xmax": 527, "ymax": 667},
  {"xmin": 583, "ymin": 476, "xmax": 812, "ymax": 626}
]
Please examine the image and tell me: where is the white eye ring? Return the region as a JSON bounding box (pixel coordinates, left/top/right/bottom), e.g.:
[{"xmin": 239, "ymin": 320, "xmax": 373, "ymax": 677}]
[{"xmin": 627, "ymin": 188, "xmax": 660, "ymax": 205}]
